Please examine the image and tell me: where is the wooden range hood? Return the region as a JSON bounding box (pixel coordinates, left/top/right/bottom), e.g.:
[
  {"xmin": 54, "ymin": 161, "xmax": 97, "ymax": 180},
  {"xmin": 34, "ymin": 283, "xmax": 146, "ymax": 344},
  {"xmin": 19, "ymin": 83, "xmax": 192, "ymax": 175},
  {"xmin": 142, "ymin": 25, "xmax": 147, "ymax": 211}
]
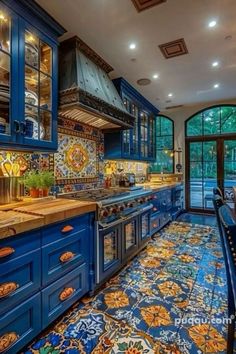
[{"xmin": 59, "ymin": 36, "xmax": 135, "ymax": 130}]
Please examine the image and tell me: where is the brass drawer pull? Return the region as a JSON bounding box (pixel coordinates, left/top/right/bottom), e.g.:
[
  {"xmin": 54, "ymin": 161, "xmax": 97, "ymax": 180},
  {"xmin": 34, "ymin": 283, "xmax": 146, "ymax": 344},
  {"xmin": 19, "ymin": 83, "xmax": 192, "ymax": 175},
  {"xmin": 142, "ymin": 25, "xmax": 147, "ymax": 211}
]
[
  {"xmin": 0, "ymin": 332, "xmax": 19, "ymax": 353},
  {"xmin": 61, "ymin": 225, "xmax": 74, "ymax": 234},
  {"xmin": 0, "ymin": 282, "xmax": 19, "ymax": 298},
  {"xmin": 59, "ymin": 251, "xmax": 75, "ymax": 263},
  {"xmin": 0, "ymin": 247, "xmax": 15, "ymax": 258},
  {"xmin": 59, "ymin": 287, "xmax": 75, "ymax": 301}
]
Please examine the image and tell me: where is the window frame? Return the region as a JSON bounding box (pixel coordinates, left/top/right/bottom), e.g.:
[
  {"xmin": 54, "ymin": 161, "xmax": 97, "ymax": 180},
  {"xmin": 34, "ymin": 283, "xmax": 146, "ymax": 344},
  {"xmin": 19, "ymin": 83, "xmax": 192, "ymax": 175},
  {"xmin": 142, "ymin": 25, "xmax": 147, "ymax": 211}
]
[{"xmin": 150, "ymin": 114, "xmax": 174, "ymax": 174}]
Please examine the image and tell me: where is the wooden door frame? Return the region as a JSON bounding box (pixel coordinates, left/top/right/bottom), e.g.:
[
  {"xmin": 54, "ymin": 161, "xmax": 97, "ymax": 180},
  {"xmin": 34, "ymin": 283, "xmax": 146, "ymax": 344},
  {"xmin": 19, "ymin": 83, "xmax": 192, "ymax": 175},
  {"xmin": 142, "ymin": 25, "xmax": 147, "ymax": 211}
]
[{"xmin": 185, "ymin": 135, "xmax": 236, "ymax": 213}]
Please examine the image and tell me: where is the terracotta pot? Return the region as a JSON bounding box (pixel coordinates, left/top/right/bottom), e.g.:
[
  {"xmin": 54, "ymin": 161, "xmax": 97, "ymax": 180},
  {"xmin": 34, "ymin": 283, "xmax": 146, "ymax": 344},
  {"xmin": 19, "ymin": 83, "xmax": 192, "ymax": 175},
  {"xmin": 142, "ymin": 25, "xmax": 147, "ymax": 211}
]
[
  {"xmin": 42, "ymin": 188, "xmax": 49, "ymax": 197},
  {"xmin": 30, "ymin": 188, "xmax": 39, "ymax": 198}
]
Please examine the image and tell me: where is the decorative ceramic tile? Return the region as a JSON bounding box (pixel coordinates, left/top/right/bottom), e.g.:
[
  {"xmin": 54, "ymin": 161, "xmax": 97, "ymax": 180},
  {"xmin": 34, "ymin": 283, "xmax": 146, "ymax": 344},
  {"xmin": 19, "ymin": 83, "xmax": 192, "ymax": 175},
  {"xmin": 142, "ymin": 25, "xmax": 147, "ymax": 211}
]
[{"xmin": 20, "ymin": 221, "xmax": 229, "ymax": 354}]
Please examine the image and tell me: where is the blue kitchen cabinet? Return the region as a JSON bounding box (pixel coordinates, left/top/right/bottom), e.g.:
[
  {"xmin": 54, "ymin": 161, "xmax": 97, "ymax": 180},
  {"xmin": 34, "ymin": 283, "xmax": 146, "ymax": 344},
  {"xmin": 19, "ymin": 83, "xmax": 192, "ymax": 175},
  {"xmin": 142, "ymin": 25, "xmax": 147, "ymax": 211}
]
[
  {"xmin": 139, "ymin": 209, "xmax": 151, "ymax": 246},
  {"xmin": 122, "ymin": 214, "xmax": 139, "ymax": 260},
  {"xmin": 104, "ymin": 78, "xmax": 159, "ymax": 162},
  {"xmin": 0, "ymin": 0, "xmax": 65, "ymax": 151},
  {"xmin": 171, "ymin": 184, "xmax": 184, "ymax": 220},
  {"xmin": 0, "ymin": 211, "xmax": 95, "ymax": 353}
]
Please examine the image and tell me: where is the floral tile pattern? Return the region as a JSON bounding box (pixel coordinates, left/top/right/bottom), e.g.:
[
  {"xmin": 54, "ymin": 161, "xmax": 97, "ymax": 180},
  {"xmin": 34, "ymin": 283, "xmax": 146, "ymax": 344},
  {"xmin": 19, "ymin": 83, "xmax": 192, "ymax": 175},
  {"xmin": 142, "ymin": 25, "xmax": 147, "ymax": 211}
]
[{"xmin": 24, "ymin": 222, "xmax": 229, "ymax": 354}]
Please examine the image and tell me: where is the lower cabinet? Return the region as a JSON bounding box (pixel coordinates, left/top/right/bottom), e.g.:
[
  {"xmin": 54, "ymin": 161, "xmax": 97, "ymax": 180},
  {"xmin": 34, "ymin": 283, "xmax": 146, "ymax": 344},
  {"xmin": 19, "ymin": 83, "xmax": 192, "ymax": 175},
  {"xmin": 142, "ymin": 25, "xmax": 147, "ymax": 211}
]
[
  {"xmin": 0, "ymin": 293, "xmax": 41, "ymax": 354},
  {"xmin": 42, "ymin": 263, "xmax": 89, "ymax": 327},
  {"xmin": 0, "ymin": 212, "xmax": 94, "ymax": 354}
]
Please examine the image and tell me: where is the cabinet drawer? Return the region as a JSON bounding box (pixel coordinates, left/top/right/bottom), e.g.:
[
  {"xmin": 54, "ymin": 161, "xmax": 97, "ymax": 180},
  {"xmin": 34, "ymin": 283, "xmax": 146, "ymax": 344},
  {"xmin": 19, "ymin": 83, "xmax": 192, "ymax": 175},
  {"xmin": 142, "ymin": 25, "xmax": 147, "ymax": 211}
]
[
  {"xmin": 42, "ymin": 263, "xmax": 89, "ymax": 328},
  {"xmin": 0, "ymin": 293, "xmax": 41, "ymax": 354},
  {"xmin": 0, "ymin": 250, "xmax": 41, "ymax": 315},
  {"xmin": 0, "ymin": 231, "xmax": 40, "ymax": 264},
  {"xmin": 42, "ymin": 214, "xmax": 91, "ymax": 245},
  {"xmin": 42, "ymin": 230, "xmax": 89, "ymax": 286}
]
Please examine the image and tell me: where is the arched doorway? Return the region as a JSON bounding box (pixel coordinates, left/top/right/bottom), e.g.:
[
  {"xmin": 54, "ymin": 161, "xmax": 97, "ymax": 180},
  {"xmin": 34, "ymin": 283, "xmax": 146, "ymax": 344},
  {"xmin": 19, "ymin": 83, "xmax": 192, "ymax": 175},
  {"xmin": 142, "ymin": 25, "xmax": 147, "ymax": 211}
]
[{"xmin": 185, "ymin": 105, "xmax": 236, "ymax": 212}]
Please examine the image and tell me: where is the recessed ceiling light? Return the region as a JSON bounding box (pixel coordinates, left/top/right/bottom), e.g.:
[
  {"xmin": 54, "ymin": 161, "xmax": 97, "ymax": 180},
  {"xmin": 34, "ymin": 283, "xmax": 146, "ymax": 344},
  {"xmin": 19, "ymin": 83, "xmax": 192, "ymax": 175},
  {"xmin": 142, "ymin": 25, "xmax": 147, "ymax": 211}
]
[
  {"xmin": 208, "ymin": 20, "xmax": 217, "ymax": 28},
  {"xmin": 214, "ymin": 83, "xmax": 220, "ymax": 88},
  {"xmin": 153, "ymin": 74, "xmax": 159, "ymax": 79},
  {"xmin": 212, "ymin": 61, "xmax": 219, "ymax": 67},
  {"xmin": 129, "ymin": 43, "xmax": 136, "ymax": 50},
  {"xmin": 168, "ymin": 93, "xmax": 173, "ymax": 97}
]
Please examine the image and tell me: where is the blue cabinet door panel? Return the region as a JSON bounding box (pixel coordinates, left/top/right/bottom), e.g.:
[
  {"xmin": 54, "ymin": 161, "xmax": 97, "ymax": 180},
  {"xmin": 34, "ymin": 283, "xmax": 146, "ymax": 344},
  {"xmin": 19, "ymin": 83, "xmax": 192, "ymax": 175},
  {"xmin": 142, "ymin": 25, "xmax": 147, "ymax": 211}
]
[
  {"xmin": 42, "ymin": 214, "xmax": 90, "ymax": 245},
  {"xmin": 42, "ymin": 263, "xmax": 89, "ymax": 328},
  {"xmin": 139, "ymin": 210, "xmax": 151, "ymax": 246},
  {"xmin": 0, "ymin": 231, "xmax": 40, "ymax": 264},
  {"xmin": 42, "ymin": 230, "xmax": 89, "ymax": 286},
  {"xmin": 122, "ymin": 215, "xmax": 139, "ymax": 260},
  {"xmin": 0, "ymin": 249, "xmax": 41, "ymax": 315},
  {"xmin": 0, "ymin": 293, "xmax": 41, "ymax": 354}
]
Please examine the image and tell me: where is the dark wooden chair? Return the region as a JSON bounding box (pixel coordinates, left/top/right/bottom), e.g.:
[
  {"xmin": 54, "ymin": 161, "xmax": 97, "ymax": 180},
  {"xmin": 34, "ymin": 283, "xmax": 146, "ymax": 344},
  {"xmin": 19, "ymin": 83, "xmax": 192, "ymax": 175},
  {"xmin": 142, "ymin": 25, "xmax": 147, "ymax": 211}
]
[{"xmin": 218, "ymin": 204, "xmax": 236, "ymax": 354}]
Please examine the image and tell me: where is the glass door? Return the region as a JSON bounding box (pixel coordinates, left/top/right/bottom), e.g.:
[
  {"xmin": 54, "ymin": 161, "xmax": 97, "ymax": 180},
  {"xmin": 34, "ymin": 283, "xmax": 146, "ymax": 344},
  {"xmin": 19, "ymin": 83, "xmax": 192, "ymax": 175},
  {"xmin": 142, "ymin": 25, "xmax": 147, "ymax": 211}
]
[
  {"xmin": 140, "ymin": 111, "xmax": 148, "ymax": 159},
  {"xmin": 187, "ymin": 140, "xmax": 217, "ymax": 211},
  {"xmin": 122, "ymin": 216, "xmax": 138, "ymax": 259},
  {"xmin": 224, "ymin": 140, "xmax": 236, "ymax": 208},
  {"xmin": 140, "ymin": 211, "xmax": 151, "ymax": 244},
  {"xmin": 98, "ymin": 224, "xmax": 122, "ymax": 283}
]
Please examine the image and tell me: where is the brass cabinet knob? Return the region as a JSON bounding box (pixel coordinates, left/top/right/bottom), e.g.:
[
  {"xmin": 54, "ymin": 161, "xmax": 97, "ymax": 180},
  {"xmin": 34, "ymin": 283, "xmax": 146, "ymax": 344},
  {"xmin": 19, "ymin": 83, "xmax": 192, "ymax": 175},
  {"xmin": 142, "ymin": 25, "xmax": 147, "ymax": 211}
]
[
  {"xmin": 59, "ymin": 287, "xmax": 75, "ymax": 301},
  {"xmin": 59, "ymin": 251, "xmax": 75, "ymax": 263},
  {"xmin": 0, "ymin": 332, "xmax": 19, "ymax": 352},
  {"xmin": 0, "ymin": 247, "xmax": 15, "ymax": 258},
  {"xmin": 61, "ymin": 225, "xmax": 74, "ymax": 234},
  {"xmin": 0, "ymin": 282, "xmax": 19, "ymax": 298}
]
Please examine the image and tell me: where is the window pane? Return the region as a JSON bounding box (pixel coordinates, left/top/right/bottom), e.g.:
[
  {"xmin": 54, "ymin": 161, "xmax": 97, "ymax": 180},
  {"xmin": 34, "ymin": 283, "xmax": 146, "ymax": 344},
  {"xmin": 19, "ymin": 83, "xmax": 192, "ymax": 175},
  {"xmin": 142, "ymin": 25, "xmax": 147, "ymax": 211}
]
[
  {"xmin": 25, "ymin": 65, "xmax": 39, "ymax": 105},
  {"xmin": 203, "ymin": 141, "xmax": 216, "ymax": 161},
  {"xmin": 187, "ymin": 114, "xmax": 203, "ymax": 136},
  {"xmin": 40, "ymin": 41, "xmax": 52, "ymax": 75},
  {"xmin": 156, "ymin": 117, "xmax": 161, "ymax": 136},
  {"xmin": 25, "ymin": 31, "xmax": 39, "ymax": 69},
  {"xmin": 203, "ymin": 107, "xmax": 220, "ymax": 135},
  {"xmin": 190, "ymin": 142, "xmax": 202, "ymax": 162},
  {"xmin": 40, "ymin": 109, "xmax": 51, "ymax": 141},
  {"xmin": 152, "ymin": 150, "xmax": 173, "ymax": 173},
  {"xmin": 0, "ymin": 51, "xmax": 10, "ymax": 134},
  {"xmin": 25, "ymin": 104, "xmax": 39, "ymax": 139},
  {"xmin": 40, "ymin": 73, "xmax": 51, "ymax": 110},
  {"xmin": 156, "ymin": 135, "xmax": 173, "ymax": 149},
  {"xmin": 0, "ymin": 11, "xmax": 10, "ymax": 53},
  {"xmin": 161, "ymin": 118, "xmax": 173, "ymax": 135},
  {"xmin": 221, "ymin": 106, "xmax": 236, "ymax": 134}
]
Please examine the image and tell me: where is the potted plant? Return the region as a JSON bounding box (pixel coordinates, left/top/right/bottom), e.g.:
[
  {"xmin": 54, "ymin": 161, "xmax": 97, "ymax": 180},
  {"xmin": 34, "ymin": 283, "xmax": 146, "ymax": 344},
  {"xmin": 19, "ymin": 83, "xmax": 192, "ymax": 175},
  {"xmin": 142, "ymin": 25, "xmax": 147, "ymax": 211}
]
[
  {"xmin": 23, "ymin": 171, "xmax": 41, "ymax": 198},
  {"xmin": 39, "ymin": 171, "xmax": 54, "ymax": 197}
]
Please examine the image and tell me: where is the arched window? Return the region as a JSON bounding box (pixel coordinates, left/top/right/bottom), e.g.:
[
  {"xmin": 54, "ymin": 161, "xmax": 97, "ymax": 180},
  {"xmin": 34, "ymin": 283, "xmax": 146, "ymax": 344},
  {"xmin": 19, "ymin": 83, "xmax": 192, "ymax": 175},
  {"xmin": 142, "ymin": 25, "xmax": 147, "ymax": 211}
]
[
  {"xmin": 186, "ymin": 105, "xmax": 236, "ymax": 137},
  {"xmin": 185, "ymin": 104, "xmax": 236, "ymax": 212},
  {"xmin": 149, "ymin": 115, "xmax": 174, "ymax": 173}
]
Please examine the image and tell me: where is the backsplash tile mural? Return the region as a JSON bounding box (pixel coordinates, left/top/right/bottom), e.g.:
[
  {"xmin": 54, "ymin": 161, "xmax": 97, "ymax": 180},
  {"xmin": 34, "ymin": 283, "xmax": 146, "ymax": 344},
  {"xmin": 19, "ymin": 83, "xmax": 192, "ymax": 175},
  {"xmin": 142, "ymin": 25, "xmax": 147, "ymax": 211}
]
[
  {"xmin": 0, "ymin": 118, "xmax": 104, "ymax": 194},
  {"xmin": 104, "ymin": 160, "xmax": 148, "ymax": 183}
]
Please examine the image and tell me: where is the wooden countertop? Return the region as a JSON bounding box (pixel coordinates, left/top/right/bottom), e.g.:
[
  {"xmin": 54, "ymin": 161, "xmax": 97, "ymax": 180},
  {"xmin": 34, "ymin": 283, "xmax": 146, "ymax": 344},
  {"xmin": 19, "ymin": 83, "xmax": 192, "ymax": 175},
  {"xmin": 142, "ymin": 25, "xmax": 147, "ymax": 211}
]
[
  {"xmin": 136, "ymin": 181, "xmax": 183, "ymax": 192},
  {"xmin": 14, "ymin": 198, "xmax": 97, "ymax": 225},
  {"xmin": 0, "ymin": 198, "xmax": 97, "ymax": 240},
  {"xmin": 0, "ymin": 210, "xmax": 44, "ymax": 240}
]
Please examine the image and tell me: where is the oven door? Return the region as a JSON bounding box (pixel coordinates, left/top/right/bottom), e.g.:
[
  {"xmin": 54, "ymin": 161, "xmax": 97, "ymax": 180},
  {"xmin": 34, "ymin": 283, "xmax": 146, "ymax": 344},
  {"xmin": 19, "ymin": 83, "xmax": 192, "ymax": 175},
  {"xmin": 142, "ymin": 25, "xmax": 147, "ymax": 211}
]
[
  {"xmin": 122, "ymin": 214, "xmax": 139, "ymax": 261},
  {"xmin": 97, "ymin": 222, "xmax": 122, "ymax": 284},
  {"xmin": 139, "ymin": 208, "xmax": 151, "ymax": 246}
]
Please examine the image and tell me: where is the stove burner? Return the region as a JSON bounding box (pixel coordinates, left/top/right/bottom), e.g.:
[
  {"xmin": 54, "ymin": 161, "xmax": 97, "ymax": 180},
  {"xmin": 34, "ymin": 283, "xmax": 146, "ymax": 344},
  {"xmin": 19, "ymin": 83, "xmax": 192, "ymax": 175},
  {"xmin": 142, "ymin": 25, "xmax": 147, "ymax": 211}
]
[{"xmin": 59, "ymin": 188, "xmax": 130, "ymax": 202}]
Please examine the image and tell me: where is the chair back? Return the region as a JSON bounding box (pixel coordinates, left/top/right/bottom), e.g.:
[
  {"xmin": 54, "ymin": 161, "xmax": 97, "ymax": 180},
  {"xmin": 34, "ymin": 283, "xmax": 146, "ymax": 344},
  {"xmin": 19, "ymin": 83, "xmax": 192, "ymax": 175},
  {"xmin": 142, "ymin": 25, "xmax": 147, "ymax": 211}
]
[
  {"xmin": 219, "ymin": 204, "xmax": 236, "ymax": 301},
  {"xmin": 213, "ymin": 186, "xmax": 223, "ymax": 198}
]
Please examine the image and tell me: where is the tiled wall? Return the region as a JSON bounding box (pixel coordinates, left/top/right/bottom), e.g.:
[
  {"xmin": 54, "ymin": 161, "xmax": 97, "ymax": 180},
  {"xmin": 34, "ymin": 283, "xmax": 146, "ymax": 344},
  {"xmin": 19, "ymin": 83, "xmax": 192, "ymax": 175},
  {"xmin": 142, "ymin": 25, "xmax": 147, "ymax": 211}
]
[
  {"xmin": 0, "ymin": 118, "xmax": 104, "ymax": 194},
  {"xmin": 104, "ymin": 160, "xmax": 148, "ymax": 182}
]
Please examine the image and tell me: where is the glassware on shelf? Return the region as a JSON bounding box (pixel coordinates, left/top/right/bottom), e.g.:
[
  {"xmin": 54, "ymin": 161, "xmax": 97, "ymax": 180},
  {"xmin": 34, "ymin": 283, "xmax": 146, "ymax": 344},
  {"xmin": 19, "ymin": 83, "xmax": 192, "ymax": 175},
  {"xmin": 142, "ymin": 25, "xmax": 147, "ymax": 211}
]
[{"xmin": 0, "ymin": 10, "xmax": 10, "ymax": 135}]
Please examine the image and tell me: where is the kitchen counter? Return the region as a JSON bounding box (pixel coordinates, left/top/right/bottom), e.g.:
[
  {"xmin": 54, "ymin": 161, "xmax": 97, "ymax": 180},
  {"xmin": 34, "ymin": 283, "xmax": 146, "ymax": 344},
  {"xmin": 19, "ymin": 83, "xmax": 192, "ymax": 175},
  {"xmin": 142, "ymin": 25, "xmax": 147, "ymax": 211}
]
[
  {"xmin": 0, "ymin": 210, "xmax": 44, "ymax": 240},
  {"xmin": 136, "ymin": 181, "xmax": 183, "ymax": 192},
  {"xmin": 0, "ymin": 198, "xmax": 97, "ymax": 239}
]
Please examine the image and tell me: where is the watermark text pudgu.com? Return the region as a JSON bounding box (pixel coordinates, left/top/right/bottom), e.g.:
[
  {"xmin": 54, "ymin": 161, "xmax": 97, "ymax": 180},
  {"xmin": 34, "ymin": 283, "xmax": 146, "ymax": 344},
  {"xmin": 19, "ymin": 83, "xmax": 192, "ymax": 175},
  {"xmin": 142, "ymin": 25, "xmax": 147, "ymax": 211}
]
[{"xmin": 175, "ymin": 315, "xmax": 235, "ymax": 326}]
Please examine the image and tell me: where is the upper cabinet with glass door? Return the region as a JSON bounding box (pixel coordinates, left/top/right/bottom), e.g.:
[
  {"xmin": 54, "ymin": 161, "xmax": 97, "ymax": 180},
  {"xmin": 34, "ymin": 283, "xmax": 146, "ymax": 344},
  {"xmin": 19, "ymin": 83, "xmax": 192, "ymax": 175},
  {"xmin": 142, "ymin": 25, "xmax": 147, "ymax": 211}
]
[
  {"xmin": 104, "ymin": 78, "xmax": 159, "ymax": 162},
  {"xmin": 0, "ymin": 0, "xmax": 65, "ymax": 150}
]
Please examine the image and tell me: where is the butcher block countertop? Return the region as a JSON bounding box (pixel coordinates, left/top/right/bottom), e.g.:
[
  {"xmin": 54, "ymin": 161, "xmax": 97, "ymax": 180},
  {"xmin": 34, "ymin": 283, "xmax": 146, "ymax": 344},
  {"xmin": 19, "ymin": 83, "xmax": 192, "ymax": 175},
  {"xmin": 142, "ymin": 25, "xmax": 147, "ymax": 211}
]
[
  {"xmin": 136, "ymin": 181, "xmax": 182, "ymax": 192},
  {"xmin": 0, "ymin": 210, "xmax": 44, "ymax": 240},
  {"xmin": 0, "ymin": 198, "xmax": 97, "ymax": 240}
]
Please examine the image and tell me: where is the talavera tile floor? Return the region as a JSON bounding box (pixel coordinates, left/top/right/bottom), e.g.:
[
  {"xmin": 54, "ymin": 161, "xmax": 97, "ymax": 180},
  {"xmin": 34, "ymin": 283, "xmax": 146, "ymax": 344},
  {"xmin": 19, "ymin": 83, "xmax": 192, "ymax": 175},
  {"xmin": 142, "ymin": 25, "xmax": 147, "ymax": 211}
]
[{"xmin": 23, "ymin": 217, "xmax": 230, "ymax": 354}]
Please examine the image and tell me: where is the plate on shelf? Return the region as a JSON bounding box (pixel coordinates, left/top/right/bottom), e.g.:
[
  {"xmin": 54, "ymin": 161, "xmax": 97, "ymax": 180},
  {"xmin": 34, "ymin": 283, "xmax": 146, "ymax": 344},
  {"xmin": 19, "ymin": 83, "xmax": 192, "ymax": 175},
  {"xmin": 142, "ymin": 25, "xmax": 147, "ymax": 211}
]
[
  {"xmin": 25, "ymin": 115, "xmax": 45, "ymax": 140},
  {"xmin": 25, "ymin": 42, "xmax": 38, "ymax": 68},
  {"xmin": 25, "ymin": 89, "xmax": 38, "ymax": 106}
]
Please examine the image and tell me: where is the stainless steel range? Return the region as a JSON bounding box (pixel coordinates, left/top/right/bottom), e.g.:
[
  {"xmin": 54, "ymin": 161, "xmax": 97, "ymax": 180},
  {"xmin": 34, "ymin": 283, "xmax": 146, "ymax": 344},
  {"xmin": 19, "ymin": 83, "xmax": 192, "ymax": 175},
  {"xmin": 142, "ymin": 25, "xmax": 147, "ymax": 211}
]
[{"xmin": 60, "ymin": 187, "xmax": 153, "ymax": 287}]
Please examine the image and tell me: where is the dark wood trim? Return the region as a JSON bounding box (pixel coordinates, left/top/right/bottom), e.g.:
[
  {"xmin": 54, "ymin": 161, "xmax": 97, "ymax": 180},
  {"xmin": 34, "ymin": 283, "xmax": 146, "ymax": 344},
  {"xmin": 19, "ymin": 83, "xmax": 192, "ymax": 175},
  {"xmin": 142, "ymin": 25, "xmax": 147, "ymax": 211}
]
[{"xmin": 131, "ymin": 0, "xmax": 167, "ymax": 12}]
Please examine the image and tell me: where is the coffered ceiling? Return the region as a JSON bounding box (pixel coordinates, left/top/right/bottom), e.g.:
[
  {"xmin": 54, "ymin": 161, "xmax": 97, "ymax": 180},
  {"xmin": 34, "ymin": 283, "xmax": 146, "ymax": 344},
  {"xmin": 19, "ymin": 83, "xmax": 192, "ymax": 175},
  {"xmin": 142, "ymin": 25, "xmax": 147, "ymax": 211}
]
[{"xmin": 36, "ymin": 0, "xmax": 236, "ymax": 110}]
